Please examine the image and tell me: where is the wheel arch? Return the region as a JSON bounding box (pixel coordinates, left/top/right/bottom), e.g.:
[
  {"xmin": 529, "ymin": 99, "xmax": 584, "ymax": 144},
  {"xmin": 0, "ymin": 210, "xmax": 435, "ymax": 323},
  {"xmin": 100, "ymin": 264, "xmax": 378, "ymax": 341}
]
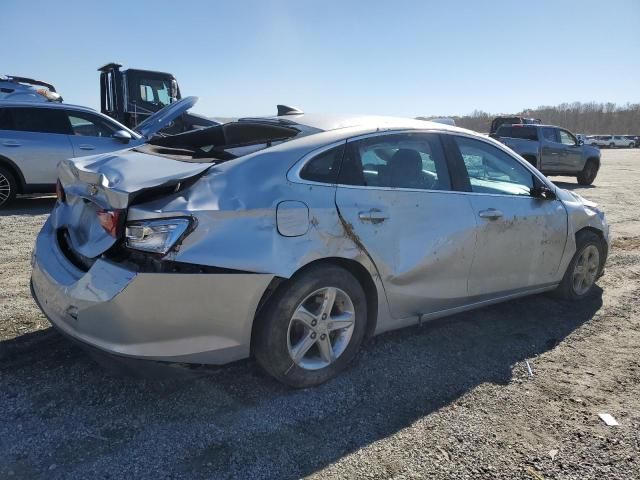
[
  {"xmin": 251, "ymin": 257, "xmax": 379, "ymax": 353},
  {"xmin": 585, "ymin": 156, "xmax": 600, "ymax": 167},
  {"xmin": 0, "ymin": 155, "xmax": 25, "ymax": 193},
  {"xmin": 575, "ymin": 226, "xmax": 608, "ymax": 268}
]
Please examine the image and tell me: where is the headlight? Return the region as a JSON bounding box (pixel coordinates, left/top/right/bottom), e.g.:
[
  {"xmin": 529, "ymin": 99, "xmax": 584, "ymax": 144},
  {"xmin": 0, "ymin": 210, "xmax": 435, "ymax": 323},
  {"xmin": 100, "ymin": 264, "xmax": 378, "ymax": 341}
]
[{"xmin": 125, "ymin": 218, "xmax": 192, "ymax": 254}]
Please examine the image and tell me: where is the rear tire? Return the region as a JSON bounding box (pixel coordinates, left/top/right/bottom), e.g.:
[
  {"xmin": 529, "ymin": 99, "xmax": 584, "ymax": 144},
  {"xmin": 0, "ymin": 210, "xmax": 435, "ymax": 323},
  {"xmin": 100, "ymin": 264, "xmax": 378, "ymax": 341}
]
[
  {"xmin": 0, "ymin": 166, "xmax": 18, "ymax": 209},
  {"xmin": 254, "ymin": 264, "xmax": 367, "ymax": 388},
  {"xmin": 577, "ymin": 159, "xmax": 598, "ymax": 185},
  {"xmin": 555, "ymin": 230, "xmax": 604, "ymax": 301}
]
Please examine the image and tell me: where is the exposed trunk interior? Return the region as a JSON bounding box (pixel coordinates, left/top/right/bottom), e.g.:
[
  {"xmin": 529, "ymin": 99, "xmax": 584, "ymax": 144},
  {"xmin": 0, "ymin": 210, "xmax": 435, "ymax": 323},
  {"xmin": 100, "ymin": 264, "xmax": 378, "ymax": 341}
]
[{"xmin": 141, "ymin": 121, "xmax": 302, "ymax": 163}]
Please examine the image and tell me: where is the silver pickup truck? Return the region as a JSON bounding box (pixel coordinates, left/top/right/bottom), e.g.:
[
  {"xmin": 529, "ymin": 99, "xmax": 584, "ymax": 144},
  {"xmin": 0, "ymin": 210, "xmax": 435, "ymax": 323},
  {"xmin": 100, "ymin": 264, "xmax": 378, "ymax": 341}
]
[{"xmin": 493, "ymin": 124, "xmax": 601, "ymax": 185}]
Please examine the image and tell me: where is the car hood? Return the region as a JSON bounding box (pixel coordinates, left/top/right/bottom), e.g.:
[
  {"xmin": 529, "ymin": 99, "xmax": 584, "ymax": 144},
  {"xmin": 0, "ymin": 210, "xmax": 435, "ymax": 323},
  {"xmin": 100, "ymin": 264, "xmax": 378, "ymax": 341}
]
[{"xmin": 134, "ymin": 96, "xmax": 198, "ymax": 138}]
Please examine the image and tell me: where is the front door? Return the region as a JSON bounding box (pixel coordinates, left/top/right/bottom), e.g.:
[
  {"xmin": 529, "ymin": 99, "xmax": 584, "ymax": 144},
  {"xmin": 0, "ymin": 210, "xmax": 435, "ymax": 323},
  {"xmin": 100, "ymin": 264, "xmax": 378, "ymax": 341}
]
[
  {"xmin": 540, "ymin": 127, "xmax": 564, "ymax": 172},
  {"xmin": 449, "ymin": 135, "xmax": 568, "ymax": 297},
  {"xmin": 65, "ymin": 110, "xmax": 134, "ymax": 157},
  {"xmin": 334, "ymin": 132, "xmax": 478, "ymax": 319},
  {"xmin": 558, "ymin": 129, "xmax": 583, "ymax": 170}
]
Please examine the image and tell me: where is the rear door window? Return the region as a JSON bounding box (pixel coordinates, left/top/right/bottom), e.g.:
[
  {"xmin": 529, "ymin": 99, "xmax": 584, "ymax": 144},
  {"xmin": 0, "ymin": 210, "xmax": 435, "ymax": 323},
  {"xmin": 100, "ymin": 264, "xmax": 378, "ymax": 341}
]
[
  {"xmin": 8, "ymin": 107, "xmax": 71, "ymax": 134},
  {"xmin": 339, "ymin": 133, "xmax": 451, "ymax": 191},
  {"xmin": 541, "ymin": 128, "xmax": 559, "ymax": 143},
  {"xmin": 0, "ymin": 108, "xmax": 13, "ymax": 130}
]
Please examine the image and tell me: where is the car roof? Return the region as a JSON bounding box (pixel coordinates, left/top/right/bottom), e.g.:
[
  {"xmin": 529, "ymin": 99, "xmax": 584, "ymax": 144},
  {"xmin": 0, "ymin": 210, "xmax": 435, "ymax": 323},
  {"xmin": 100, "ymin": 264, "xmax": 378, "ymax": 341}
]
[
  {"xmin": 0, "ymin": 101, "xmax": 98, "ymax": 113},
  {"xmin": 239, "ymin": 112, "xmax": 468, "ymax": 135}
]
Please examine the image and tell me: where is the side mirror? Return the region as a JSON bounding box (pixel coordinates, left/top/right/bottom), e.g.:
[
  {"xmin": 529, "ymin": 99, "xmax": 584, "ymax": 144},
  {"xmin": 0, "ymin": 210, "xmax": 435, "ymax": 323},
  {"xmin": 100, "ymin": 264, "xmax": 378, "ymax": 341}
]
[
  {"xmin": 530, "ymin": 184, "xmax": 556, "ymax": 200},
  {"xmin": 113, "ymin": 129, "xmax": 132, "ymax": 144},
  {"xmin": 578, "ymin": 139, "xmax": 584, "ymax": 145}
]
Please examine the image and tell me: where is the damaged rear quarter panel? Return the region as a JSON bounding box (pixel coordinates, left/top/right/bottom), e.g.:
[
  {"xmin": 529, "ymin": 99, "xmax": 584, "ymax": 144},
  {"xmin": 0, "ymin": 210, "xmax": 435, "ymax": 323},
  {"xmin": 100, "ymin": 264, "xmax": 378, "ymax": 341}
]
[{"xmin": 125, "ymin": 140, "xmax": 394, "ymax": 333}]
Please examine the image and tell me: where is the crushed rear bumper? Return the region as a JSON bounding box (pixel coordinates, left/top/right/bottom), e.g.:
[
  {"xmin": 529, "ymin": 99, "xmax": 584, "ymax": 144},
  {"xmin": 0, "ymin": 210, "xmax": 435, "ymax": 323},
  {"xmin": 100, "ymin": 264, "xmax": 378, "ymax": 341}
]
[{"xmin": 31, "ymin": 217, "xmax": 274, "ymax": 365}]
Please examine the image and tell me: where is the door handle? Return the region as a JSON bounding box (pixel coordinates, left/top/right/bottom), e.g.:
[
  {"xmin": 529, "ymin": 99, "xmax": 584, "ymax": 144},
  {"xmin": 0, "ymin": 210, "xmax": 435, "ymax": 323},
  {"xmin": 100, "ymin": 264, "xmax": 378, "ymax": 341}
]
[
  {"xmin": 358, "ymin": 208, "xmax": 388, "ymax": 223},
  {"xmin": 78, "ymin": 144, "xmax": 95, "ymax": 150},
  {"xmin": 478, "ymin": 208, "xmax": 503, "ymax": 220},
  {"xmin": 550, "ymin": 152, "xmax": 560, "ymax": 156},
  {"xmin": 2, "ymin": 141, "xmax": 21, "ymax": 147}
]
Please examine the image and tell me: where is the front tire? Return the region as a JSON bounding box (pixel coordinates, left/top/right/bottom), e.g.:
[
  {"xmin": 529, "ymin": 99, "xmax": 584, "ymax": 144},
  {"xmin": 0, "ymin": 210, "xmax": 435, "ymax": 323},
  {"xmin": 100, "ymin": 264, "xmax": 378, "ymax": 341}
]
[
  {"xmin": 254, "ymin": 265, "xmax": 367, "ymax": 388},
  {"xmin": 556, "ymin": 230, "xmax": 604, "ymax": 301},
  {"xmin": 577, "ymin": 159, "xmax": 598, "ymax": 185},
  {"xmin": 0, "ymin": 166, "xmax": 18, "ymax": 209}
]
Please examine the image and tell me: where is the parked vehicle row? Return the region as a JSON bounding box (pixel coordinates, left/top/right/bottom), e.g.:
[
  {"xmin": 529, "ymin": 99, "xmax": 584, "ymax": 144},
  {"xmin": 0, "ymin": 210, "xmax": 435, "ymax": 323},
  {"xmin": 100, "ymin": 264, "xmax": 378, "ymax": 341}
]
[
  {"xmin": 30, "ymin": 110, "xmax": 610, "ymax": 387},
  {"xmin": 491, "ymin": 124, "xmax": 601, "ymax": 185},
  {"xmin": 585, "ymin": 135, "xmax": 637, "ymax": 148}
]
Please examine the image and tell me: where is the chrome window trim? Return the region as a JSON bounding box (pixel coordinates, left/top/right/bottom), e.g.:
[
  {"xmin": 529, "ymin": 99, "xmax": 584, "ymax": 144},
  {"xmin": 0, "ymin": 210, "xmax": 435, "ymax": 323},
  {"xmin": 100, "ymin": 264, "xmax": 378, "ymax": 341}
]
[{"xmin": 287, "ymin": 128, "xmax": 554, "ymax": 196}]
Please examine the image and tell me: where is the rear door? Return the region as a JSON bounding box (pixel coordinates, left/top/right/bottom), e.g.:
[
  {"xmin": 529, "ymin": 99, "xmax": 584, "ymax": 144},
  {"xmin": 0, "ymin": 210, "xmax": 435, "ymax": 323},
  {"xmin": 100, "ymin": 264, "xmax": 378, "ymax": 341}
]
[
  {"xmin": 448, "ymin": 135, "xmax": 567, "ymax": 297},
  {"xmin": 0, "ymin": 106, "xmax": 74, "ymax": 185},
  {"xmin": 65, "ymin": 110, "xmax": 135, "ymax": 157},
  {"xmin": 334, "ymin": 132, "xmax": 478, "ymax": 319}
]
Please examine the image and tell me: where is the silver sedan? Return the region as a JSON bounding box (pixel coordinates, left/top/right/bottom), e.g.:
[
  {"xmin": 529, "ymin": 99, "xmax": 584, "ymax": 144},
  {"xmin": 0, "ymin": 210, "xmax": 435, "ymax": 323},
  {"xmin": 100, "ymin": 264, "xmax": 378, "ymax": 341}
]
[{"xmin": 31, "ymin": 111, "xmax": 609, "ymax": 387}]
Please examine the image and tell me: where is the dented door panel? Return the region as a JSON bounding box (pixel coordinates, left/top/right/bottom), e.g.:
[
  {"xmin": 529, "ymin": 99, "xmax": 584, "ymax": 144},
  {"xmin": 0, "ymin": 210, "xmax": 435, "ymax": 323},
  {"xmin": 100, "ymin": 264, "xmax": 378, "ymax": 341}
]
[
  {"xmin": 335, "ymin": 187, "xmax": 477, "ymax": 319},
  {"xmin": 466, "ymin": 194, "xmax": 568, "ymax": 296}
]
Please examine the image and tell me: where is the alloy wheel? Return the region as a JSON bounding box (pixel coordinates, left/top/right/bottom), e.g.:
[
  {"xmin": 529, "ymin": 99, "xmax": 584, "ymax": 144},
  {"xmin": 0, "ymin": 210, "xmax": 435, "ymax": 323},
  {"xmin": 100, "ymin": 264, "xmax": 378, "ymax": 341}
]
[
  {"xmin": 287, "ymin": 287, "xmax": 355, "ymax": 370},
  {"xmin": 0, "ymin": 172, "xmax": 11, "ymax": 205},
  {"xmin": 572, "ymin": 244, "xmax": 600, "ymax": 296}
]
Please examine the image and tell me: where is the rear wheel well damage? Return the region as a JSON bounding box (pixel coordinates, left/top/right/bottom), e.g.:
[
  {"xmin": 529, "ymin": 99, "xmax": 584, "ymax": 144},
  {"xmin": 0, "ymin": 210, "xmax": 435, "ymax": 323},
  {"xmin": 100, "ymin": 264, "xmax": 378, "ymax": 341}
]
[
  {"xmin": 0, "ymin": 156, "xmax": 25, "ymax": 193},
  {"xmin": 250, "ymin": 257, "xmax": 379, "ymax": 356}
]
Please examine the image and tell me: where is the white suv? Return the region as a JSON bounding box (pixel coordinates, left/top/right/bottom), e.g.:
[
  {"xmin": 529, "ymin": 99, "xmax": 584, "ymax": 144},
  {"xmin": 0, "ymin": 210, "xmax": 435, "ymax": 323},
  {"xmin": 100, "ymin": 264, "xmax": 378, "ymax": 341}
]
[
  {"xmin": 0, "ymin": 97, "xmax": 197, "ymax": 208},
  {"xmin": 588, "ymin": 135, "xmax": 635, "ymax": 148}
]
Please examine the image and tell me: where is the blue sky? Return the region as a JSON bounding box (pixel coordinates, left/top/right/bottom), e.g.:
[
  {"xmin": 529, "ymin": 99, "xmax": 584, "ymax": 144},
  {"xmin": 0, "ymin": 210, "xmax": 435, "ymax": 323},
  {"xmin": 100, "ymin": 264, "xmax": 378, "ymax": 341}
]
[{"xmin": 2, "ymin": 0, "xmax": 639, "ymax": 118}]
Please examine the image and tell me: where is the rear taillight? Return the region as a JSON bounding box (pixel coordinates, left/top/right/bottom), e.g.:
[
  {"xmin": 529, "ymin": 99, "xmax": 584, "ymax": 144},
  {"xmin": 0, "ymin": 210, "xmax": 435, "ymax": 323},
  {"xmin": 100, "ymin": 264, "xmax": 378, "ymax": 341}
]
[
  {"xmin": 56, "ymin": 179, "xmax": 66, "ymax": 203},
  {"xmin": 97, "ymin": 209, "xmax": 124, "ymax": 238}
]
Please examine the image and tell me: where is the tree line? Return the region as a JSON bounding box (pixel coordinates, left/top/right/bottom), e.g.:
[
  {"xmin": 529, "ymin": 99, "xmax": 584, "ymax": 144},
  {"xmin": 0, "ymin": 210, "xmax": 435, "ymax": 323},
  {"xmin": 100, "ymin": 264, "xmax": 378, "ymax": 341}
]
[{"xmin": 418, "ymin": 102, "xmax": 640, "ymax": 134}]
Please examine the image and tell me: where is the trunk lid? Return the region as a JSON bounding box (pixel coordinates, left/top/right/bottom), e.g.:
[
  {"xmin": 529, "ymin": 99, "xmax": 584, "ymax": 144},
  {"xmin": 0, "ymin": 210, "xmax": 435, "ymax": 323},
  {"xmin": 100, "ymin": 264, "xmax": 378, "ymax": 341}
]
[
  {"xmin": 134, "ymin": 96, "xmax": 198, "ymax": 138},
  {"xmin": 57, "ymin": 149, "xmax": 211, "ymax": 259}
]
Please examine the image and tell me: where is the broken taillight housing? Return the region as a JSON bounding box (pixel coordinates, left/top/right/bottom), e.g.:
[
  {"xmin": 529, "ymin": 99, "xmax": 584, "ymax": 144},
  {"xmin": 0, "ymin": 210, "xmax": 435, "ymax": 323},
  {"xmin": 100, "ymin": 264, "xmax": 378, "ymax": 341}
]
[
  {"xmin": 55, "ymin": 179, "xmax": 66, "ymax": 203},
  {"xmin": 96, "ymin": 209, "xmax": 124, "ymax": 238},
  {"xmin": 125, "ymin": 218, "xmax": 192, "ymax": 254}
]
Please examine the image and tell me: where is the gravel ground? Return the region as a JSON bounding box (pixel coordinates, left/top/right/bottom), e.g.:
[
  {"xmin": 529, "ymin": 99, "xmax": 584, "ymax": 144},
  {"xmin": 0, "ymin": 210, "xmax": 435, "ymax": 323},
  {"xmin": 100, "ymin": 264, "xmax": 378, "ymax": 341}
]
[{"xmin": 0, "ymin": 149, "xmax": 639, "ymax": 479}]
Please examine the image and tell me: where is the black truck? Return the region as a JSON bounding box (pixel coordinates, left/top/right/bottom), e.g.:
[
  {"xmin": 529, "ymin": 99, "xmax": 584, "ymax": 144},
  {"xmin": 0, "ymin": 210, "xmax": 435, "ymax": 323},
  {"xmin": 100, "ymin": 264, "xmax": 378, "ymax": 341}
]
[{"xmin": 98, "ymin": 63, "xmax": 216, "ymax": 133}]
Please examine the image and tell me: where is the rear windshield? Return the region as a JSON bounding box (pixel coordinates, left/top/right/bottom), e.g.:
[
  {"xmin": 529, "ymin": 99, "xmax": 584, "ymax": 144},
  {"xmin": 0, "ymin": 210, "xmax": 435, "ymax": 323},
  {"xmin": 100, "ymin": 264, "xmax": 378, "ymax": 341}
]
[{"xmin": 496, "ymin": 126, "xmax": 539, "ymax": 141}]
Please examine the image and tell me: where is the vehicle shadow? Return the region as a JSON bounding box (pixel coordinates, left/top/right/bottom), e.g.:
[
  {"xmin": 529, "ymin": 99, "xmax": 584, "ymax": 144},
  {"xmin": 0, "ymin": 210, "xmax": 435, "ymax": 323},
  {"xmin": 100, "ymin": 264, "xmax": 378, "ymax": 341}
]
[
  {"xmin": 0, "ymin": 195, "xmax": 55, "ymax": 217},
  {"xmin": 0, "ymin": 289, "xmax": 602, "ymax": 479}
]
